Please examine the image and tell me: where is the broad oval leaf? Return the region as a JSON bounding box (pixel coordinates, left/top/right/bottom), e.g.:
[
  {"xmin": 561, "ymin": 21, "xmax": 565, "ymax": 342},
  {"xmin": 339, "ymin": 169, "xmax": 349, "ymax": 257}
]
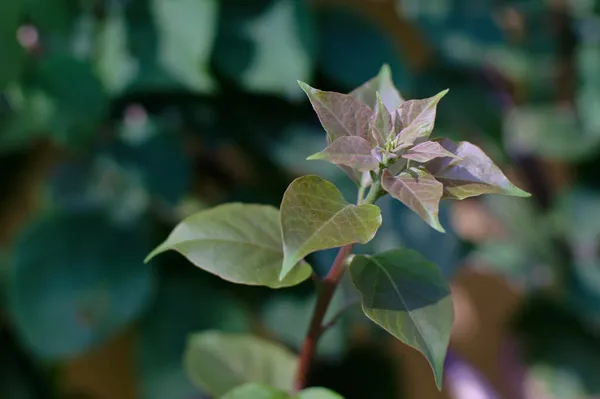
[
  {"xmin": 280, "ymin": 175, "xmax": 382, "ymax": 279},
  {"xmin": 395, "ymin": 90, "xmax": 448, "ymax": 146},
  {"xmin": 350, "ymin": 64, "xmax": 405, "ymax": 112},
  {"xmin": 381, "ymin": 168, "xmax": 445, "ymax": 233},
  {"xmin": 425, "ymin": 138, "xmax": 531, "ymax": 200},
  {"xmin": 401, "ymin": 140, "xmax": 460, "ymax": 163},
  {"xmin": 296, "ymin": 387, "xmax": 345, "ymax": 399},
  {"xmin": 349, "ymin": 249, "xmax": 453, "ymax": 390},
  {"xmin": 370, "ymin": 92, "xmax": 393, "ymax": 146},
  {"xmin": 307, "ymin": 136, "xmax": 378, "ymax": 172},
  {"xmin": 184, "ymin": 331, "xmax": 297, "ymax": 397},
  {"xmin": 223, "ymin": 383, "xmax": 288, "ymax": 399},
  {"xmin": 298, "ymin": 82, "xmax": 374, "ymax": 144},
  {"xmin": 145, "ymin": 203, "xmax": 312, "ymax": 289},
  {"xmin": 8, "ymin": 213, "xmax": 153, "ymax": 359}
]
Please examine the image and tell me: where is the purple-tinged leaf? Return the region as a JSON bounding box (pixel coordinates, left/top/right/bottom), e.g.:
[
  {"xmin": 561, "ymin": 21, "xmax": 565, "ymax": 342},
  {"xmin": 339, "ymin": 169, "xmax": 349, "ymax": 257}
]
[
  {"xmin": 307, "ymin": 136, "xmax": 379, "ymax": 172},
  {"xmin": 395, "ymin": 89, "xmax": 448, "ymax": 146},
  {"xmin": 401, "ymin": 140, "xmax": 461, "ymax": 163},
  {"xmin": 370, "ymin": 92, "xmax": 393, "ymax": 146},
  {"xmin": 382, "ymin": 168, "xmax": 445, "ymax": 232},
  {"xmin": 425, "ymin": 138, "xmax": 531, "ymax": 200},
  {"xmin": 298, "ymin": 81, "xmax": 373, "ymax": 144},
  {"xmin": 350, "ymin": 64, "xmax": 405, "ymax": 112}
]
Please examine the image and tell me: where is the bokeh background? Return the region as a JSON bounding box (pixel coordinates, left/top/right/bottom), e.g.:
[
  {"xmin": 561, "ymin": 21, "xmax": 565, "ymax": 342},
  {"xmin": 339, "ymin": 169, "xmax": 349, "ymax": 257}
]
[{"xmin": 1, "ymin": 0, "xmax": 600, "ymax": 398}]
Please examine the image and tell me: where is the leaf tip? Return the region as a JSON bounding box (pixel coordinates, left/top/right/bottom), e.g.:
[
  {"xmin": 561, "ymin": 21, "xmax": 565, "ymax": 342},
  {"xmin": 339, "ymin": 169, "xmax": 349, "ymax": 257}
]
[{"xmin": 306, "ymin": 151, "xmax": 324, "ymax": 161}]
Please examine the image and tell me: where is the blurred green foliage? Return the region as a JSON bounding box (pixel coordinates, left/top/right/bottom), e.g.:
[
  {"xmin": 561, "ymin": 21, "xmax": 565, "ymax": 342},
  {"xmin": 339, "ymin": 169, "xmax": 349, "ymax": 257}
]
[{"xmin": 1, "ymin": 0, "xmax": 600, "ymax": 398}]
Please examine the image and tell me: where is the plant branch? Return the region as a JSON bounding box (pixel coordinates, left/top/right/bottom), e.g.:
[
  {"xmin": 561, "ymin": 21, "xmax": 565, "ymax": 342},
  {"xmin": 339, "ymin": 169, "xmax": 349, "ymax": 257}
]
[
  {"xmin": 293, "ymin": 177, "xmax": 384, "ymax": 392},
  {"xmin": 293, "ymin": 244, "xmax": 353, "ymax": 392}
]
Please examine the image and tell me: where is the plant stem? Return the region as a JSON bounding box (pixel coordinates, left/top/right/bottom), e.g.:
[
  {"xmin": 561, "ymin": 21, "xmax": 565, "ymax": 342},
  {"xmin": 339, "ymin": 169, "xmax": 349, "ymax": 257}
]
[
  {"xmin": 363, "ymin": 173, "xmax": 383, "ymax": 205},
  {"xmin": 293, "ymin": 176, "xmax": 384, "ymax": 392},
  {"xmin": 293, "ymin": 244, "xmax": 352, "ymax": 392}
]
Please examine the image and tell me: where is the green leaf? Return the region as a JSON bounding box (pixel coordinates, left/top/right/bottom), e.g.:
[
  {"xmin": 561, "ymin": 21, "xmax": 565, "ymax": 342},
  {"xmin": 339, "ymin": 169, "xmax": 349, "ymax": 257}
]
[
  {"xmin": 350, "ymin": 64, "xmax": 404, "ymax": 112},
  {"xmin": 381, "ymin": 168, "xmax": 445, "ymax": 233},
  {"xmin": 184, "ymin": 331, "xmax": 297, "ymax": 397},
  {"xmin": 307, "ymin": 136, "xmax": 378, "ymax": 172},
  {"xmin": 8, "ymin": 214, "xmax": 153, "ymax": 359},
  {"xmin": 296, "ymin": 388, "xmax": 344, "ymax": 399},
  {"xmin": 298, "ymin": 81, "xmax": 374, "ymax": 144},
  {"xmin": 152, "ymin": 0, "xmax": 218, "ymax": 93},
  {"xmin": 0, "ymin": 0, "xmax": 24, "ymax": 90},
  {"xmin": 223, "ymin": 383, "xmax": 288, "ymax": 399},
  {"xmin": 145, "ymin": 203, "xmax": 312, "ymax": 289},
  {"xmin": 32, "ymin": 54, "xmax": 108, "ymax": 145},
  {"xmin": 401, "ymin": 140, "xmax": 460, "ymax": 163},
  {"xmin": 280, "ymin": 175, "xmax": 382, "ymax": 279},
  {"xmin": 425, "ymin": 138, "xmax": 531, "ymax": 200},
  {"xmin": 349, "ymin": 249, "xmax": 453, "ymax": 390},
  {"xmin": 395, "ymin": 90, "xmax": 448, "ymax": 146},
  {"xmin": 370, "ymin": 92, "xmax": 394, "ymax": 146}
]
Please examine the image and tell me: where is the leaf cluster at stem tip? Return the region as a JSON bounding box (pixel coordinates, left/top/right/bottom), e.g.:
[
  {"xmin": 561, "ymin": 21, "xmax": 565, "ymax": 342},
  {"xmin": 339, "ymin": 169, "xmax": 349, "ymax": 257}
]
[{"xmin": 300, "ymin": 64, "xmax": 530, "ymax": 233}]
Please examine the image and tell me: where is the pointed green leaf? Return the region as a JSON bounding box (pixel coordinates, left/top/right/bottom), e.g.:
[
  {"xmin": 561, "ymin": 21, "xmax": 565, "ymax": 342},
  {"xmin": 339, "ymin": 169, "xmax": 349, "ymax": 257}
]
[
  {"xmin": 145, "ymin": 203, "xmax": 311, "ymax": 289},
  {"xmin": 401, "ymin": 140, "xmax": 461, "ymax": 163},
  {"xmin": 298, "ymin": 81, "xmax": 374, "ymax": 144},
  {"xmin": 184, "ymin": 332, "xmax": 297, "ymax": 397},
  {"xmin": 425, "ymin": 138, "xmax": 531, "ymax": 200},
  {"xmin": 382, "ymin": 168, "xmax": 445, "ymax": 232},
  {"xmin": 349, "ymin": 249, "xmax": 453, "ymax": 390},
  {"xmin": 395, "ymin": 90, "xmax": 448, "ymax": 146},
  {"xmin": 223, "ymin": 383, "xmax": 288, "ymax": 399},
  {"xmin": 296, "ymin": 387, "xmax": 344, "ymax": 399},
  {"xmin": 370, "ymin": 92, "xmax": 393, "ymax": 146},
  {"xmin": 350, "ymin": 64, "xmax": 405, "ymax": 112},
  {"xmin": 307, "ymin": 136, "xmax": 378, "ymax": 172},
  {"xmin": 280, "ymin": 175, "xmax": 382, "ymax": 279}
]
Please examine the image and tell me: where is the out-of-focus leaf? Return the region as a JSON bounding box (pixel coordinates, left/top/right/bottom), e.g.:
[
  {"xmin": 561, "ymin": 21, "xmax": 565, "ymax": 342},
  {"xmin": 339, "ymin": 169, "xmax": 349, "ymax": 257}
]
[
  {"xmin": 31, "ymin": 54, "xmax": 108, "ymax": 145},
  {"xmin": 395, "ymin": 90, "xmax": 448, "ymax": 146},
  {"xmin": 214, "ymin": 0, "xmax": 315, "ymax": 96},
  {"xmin": 95, "ymin": 5, "xmax": 137, "ymax": 95},
  {"xmin": 184, "ymin": 331, "xmax": 297, "ymax": 397},
  {"xmin": 279, "ymin": 175, "xmax": 382, "ymax": 279},
  {"xmin": 401, "ymin": 140, "xmax": 459, "ymax": 163},
  {"xmin": 0, "ymin": 86, "xmax": 55, "ymax": 152},
  {"xmin": 138, "ymin": 265, "xmax": 248, "ymax": 399},
  {"xmin": 223, "ymin": 383, "xmax": 288, "ymax": 399},
  {"xmin": 307, "ymin": 136, "xmax": 378, "ymax": 172},
  {"xmin": 146, "ymin": 203, "xmax": 312, "ymax": 288},
  {"xmin": 351, "ymin": 64, "xmax": 404, "ymax": 112},
  {"xmin": 152, "ymin": 0, "xmax": 218, "ymax": 93},
  {"xmin": 296, "ymin": 388, "xmax": 344, "ymax": 399},
  {"xmin": 382, "ymin": 168, "xmax": 444, "ymax": 232},
  {"xmin": 504, "ymin": 105, "xmax": 600, "ymax": 161},
  {"xmin": 111, "ymin": 130, "xmax": 191, "ymax": 205},
  {"xmin": 349, "ymin": 249, "xmax": 453, "ymax": 389},
  {"xmin": 0, "ymin": 0, "xmax": 24, "ymax": 90},
  {"xmin": 8, "ymin": 213, "xmax": 153, "ymax": 359},
  {"xmin": 317, "ymin": 9, "xmax": 410, "ymax": 93},
  {"xmin": 425, "ymin": 138, "xmax": 530, "ymax": 199},
  {"xmin": 299, "ymin": 82, "xmax": 373, "ymax": 144}
]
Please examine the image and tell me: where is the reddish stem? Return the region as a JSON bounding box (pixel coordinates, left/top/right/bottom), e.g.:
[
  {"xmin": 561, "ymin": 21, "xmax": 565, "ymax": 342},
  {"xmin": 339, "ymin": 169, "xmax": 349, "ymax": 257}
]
[{"xmin": 293, "ymin": 245, "xmax": 353, "ymax": 391}]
